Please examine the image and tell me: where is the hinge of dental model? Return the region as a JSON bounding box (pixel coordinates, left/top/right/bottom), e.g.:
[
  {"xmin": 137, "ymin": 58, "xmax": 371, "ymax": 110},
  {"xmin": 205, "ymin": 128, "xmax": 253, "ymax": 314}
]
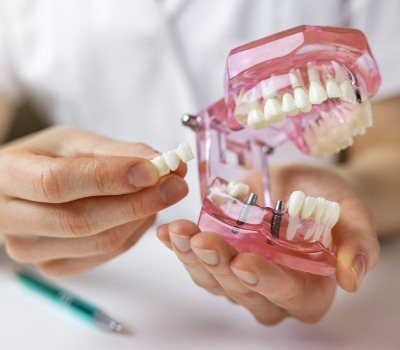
[
  {"xmin": 151, "ymin": 142, "xmax": 194, "ymax": 176},
  {"xmin": 232, "ymin": 193, "xmax": 258, "ymax": 234}
]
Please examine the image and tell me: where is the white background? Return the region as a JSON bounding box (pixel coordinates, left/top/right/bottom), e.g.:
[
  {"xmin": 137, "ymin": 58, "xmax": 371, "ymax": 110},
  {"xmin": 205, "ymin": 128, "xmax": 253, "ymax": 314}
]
[{"xmin": 0, "ymin": 228, "xmax": 399, "ymax": 350}]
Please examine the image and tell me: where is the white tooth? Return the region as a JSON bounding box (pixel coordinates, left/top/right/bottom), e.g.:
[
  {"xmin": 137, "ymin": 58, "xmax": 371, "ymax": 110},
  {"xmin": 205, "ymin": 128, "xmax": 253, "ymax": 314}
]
[
  {"xmin": 301, "ymin": 196, "xmax": 317, "ymax": 220},
  {"xmin": 289, "ymin": 69, "xmax": 304, "ymax": 88},
  {"xmin": 309, "ymin": 81, "xmax": 328, "ymax": 104},
  {"xmin": 326, "ymin": 79, "xmax": 342, "ymax": 98},
  {"xmin": 282, "ymin": 93, "xmax": 299, "ymax": 116},
  {"xmin": 288, "ymin": 191, "xmax": 305, "ymax": 217},
  {"xmin": 327, "ymin": 202, "xmax": 340, "ymax": 228},
  {"xmin": 357, "ymin": 100, "xmax": 373, "ymax": 127},
  {"xmin": 294, "ymin": 87, "xmax": 311, "ymax": 111},
  {"xmin": 163, "ymin": 150, "xmax": 180, "ymax": 171},
  {"xmin": 247, "ymin": 105, "xmax": 268, "ymax": 129},
  {"xmin": 151, "ymin": 155, "xmax": 170, "ymax": 177},
  {"xmin": 304, "ymin": 221, "xmax": 317, "ymax": 240},
  {"xmin": 264, "ymin": 97, "xmax": 285, "ymax": 123},
  {"xmin": 242, "ymin": 87, "xmax": 261, "ymax": 103},
  {"xmin": 320, "ymin": 201, "xmax": 335, "ymax": 225},
  {"xmin": 286, "ymin": 215, "xmax": 299, "ymax": 241},
  {"xmin": 176, "ymin": 142, "xmax": 194, "ymax": 163},
  {"xmin": 340, "ymin": 80, "xmax": 357, "ymax": 103},
  {"xmin": 312, "ymin": 223, "xmax": 325, "ymax": 241},
  {"xmin": 332, "ymin": 61, "xmax": 347, "ymax": 82},
  {"xmin": 307, "ymin": 63, "xmax": 328, "ymax": 104},
  {"xmin": 234, "ymin": 103, "xmax": 250, "ymax": 125},
  {"xmin": 322, "ymin": 228, "xmax": 332, "ymax": 248},
  {"xmin": 226, "ymin": 181, "xmax": 249, "ymax": 198},
  {"xmin": 313, "ymin": 197, "xmax": 326, "ymax": 222}
]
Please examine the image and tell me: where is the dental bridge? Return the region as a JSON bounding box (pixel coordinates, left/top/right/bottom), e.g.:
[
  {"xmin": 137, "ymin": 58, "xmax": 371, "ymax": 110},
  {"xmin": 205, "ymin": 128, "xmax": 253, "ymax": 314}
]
[{"xmin": 182, "ymin": 25, "xmax": 381, "ymax": 276}]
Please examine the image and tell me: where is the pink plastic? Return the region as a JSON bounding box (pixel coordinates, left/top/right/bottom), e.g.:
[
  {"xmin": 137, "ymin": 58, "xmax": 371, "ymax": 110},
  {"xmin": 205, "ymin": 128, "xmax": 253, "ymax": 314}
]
[{"xmin": 185, "ymin": 26, "xmax": 381, "ymax": 275}]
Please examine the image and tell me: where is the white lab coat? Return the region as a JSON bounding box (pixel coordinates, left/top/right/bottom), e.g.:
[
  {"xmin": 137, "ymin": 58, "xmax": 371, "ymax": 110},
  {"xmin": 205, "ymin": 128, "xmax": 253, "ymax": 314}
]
[{"xmin": 0, "ymin": 0, "xmax": 399, "ymax": 222}]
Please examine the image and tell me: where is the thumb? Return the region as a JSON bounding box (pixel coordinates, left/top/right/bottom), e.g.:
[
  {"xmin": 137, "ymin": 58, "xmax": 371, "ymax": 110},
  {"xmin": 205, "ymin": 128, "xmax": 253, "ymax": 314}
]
[{"xmin": 335, "ymin": 198, "xmax": 380, "ymax": 292}]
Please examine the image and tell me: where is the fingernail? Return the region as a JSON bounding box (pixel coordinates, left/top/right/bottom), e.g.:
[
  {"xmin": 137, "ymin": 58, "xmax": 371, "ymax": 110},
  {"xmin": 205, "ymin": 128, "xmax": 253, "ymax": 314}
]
[
  {"xmin": 193, "ymin": 249, "xmax": 219, "ymax": 266},
  {"xmin": 231, "ymin": 267, "xmax": 258, "ymax": 285},
  {"xmin": 159, "ymin": 177, "xmax": 188, "ymax": 205},
  {"xmin": 351, "ymin": 254, "xmax": 366, "ymax": 290},
  {"xmin": 128, "ymin": 163, "xmax": 158, "ymax": 187},
  {"xmin": 170, "ymin": 233, "xmax": 191, "ymax": 252}
]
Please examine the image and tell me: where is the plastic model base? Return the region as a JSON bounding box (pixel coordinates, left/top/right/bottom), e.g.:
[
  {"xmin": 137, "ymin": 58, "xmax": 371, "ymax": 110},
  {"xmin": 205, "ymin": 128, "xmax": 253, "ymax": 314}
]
[{"xmin": 183, "ymin": 25, "xmax": 381, "ymax": 276}]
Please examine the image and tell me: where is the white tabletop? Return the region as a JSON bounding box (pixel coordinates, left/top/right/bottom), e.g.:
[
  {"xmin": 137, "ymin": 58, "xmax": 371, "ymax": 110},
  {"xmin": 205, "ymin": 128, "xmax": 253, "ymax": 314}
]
[{"xmin": 0, "ymin": 229, "xmax": 399, "ymax": 350}]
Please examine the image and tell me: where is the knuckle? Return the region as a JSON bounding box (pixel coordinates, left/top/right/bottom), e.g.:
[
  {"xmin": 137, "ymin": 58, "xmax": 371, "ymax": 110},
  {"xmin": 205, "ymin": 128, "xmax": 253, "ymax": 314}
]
[
  {"xmin": 5, "ymin": 236, "xmax": 32, "ymax": 263},
  {"xmin": 90, "ymin": 160, "xmax": 116, "ymax": 194},
  {"xmin": 95, "ymin": 231, "xmax": 124, "ymax": 254},
  {"xmin": 58, "ymin": 205, "xmax": 95, "ymax": 237},
  {"xmin": 128, "ymin": 196, "xmax": 147, "ymax": 220},
  {"xmin": 34, "ymin": 162, "xmax": 64, "ymax": 202},
  {"xmin": 227, "ymin": 289, "xmax": 255, "ymax": 304}
]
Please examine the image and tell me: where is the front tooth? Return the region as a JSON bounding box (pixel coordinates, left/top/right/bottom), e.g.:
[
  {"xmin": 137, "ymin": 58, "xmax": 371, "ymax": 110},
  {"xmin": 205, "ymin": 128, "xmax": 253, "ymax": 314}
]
[
  {"xmin": 151, "ymin": 155, "xmax": 170, "ymax": 176},
  {"xmin": 282, "ymin": 93, "xmax": 299, "ymax": 116},
  {"xmin": 307, "ymin": 63, "xmax": 328, "ymax": 104},
  {"xmin": 326, "ymin": 79, "xmax": 342, "ymax": 98},
  {"xmin": 247, "ymin": 105, "xmax": 268, "ymax": 129},
  {"xmin": 176, "ymin": 142, "xmax": 194, "ymax": 163},
  {"xmin": 226, "ymin": 181, "xmax": 250, "ymax": 198},
  {"xmin": 340, "ymin": 80, "xmax": 357, "ymax": 103},
  {"xmin": 309, "ymin": 81, "xmax": 328, "ymax": 104},
  {"xmin": 264, "ymin": 97, "xmax": 285, "ymax": 123},
  {"xmin": 294, "ymin": 87, "xmax": 312, "ymax": 111},
  {"xmin": 320, "ymin": 201, "xmax": 335, "ymax": 225},
  {"xmin": 163, "ymin": 150, "xmax": 180, "ymax": 171},
  {"xmin": 313, "ymin": 197, "xmax": 327, "ymax": 222},
  {"xmin": 327, "ymin": 201, "xmax": 340, "ymax": 228},
  {"xmin": 301, "ymin": 196, "xmax": 317, "ymax": 220},
  {"xmin": 288, "ymin": 191, "xmax": 305, "ymax": 217},
  {"xmin": 286, "ymin": 216, "xmax": 299, "ymax": 241}
]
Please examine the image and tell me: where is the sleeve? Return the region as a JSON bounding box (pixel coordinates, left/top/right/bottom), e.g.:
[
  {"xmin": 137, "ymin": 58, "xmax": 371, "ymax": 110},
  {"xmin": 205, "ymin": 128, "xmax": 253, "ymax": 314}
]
[
  {"xmin": 0, "ymin": 8, "xmax": 21, "ymax": 101},
  {"xmin": 347, "ymin": 0, "xmax": 400, "ymax": 100}
]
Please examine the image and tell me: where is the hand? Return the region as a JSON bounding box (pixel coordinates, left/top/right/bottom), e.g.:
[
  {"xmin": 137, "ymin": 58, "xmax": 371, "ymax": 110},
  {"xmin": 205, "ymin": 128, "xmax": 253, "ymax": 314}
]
[
  {"xmin": 1, "ymin": 126, "xmax": 188, "ymax": 277},
  {"xmin": 157, "ymin": 164, "xmax": 379, "ymax": 324}
]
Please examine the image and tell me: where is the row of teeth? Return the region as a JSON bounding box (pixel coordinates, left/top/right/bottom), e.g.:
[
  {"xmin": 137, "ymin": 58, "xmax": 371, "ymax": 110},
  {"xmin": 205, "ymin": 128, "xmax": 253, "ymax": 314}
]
[
  {"xmin": 234, "ymin": 61, "xmax": 360, "ymax": 130},
  {"xmin": 151, "ymin": 142, "xmax": 194, "ymax": 176},
  {"xmin": 303, "ymin": 100, "xmax": 372, "ymax": 158},
  {"xmin": 286, "ymin": 191, "xmax": 340, "ymax": 249},
  {"xmin": 220, "ymin": 183, "xmax": 339, "ymax": 249}
]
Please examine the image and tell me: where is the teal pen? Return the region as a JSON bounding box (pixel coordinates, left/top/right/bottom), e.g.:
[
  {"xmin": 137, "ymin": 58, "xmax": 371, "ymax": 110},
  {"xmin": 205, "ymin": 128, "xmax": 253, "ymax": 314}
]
[{"xmin": 16, "ymin": 269, "xmax": 123, "ymax": 333}]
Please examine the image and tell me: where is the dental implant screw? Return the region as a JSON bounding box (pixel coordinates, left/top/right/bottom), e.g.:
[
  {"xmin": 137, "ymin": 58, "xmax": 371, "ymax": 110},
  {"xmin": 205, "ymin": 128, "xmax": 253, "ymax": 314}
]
[
  {"xmin": 182, "ymin": 114, "xmax": 203, "ymax": 131},
  {"xmin": 232, "ymin": 193, "xmax": 258, "ymax": 234},
  {"xmin": 271, "ymin": 200, "xmax": 285, "ymax": 239}
]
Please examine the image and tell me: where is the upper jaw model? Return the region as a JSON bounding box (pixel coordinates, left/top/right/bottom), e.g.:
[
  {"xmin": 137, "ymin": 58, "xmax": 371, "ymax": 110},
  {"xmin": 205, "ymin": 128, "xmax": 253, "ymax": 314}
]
[{"xmin": 183, "ymin": 25, "xmax": 381, "ymax": 276}]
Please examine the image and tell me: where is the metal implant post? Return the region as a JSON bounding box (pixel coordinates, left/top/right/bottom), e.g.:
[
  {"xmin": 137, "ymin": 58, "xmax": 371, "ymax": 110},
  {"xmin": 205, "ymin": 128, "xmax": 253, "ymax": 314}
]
[
  {"xmin": 271, "ymin": 200, "xmax": 285, "ymax": 239},
  {"xmin": 232, "ymin": 193, "xmax": 258, "ymax": 234},
  {"xmin": 181, "ymin": 114, "xmax": 203, "ymax": 131}
]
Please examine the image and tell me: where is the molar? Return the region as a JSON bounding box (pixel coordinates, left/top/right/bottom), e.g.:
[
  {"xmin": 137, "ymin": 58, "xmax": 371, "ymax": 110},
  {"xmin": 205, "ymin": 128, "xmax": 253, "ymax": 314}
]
[
  {"xmin": 264, "ymin": 97, "xmax": 285, "ymax": 123},
  {"xmin": 226, "ymin": 181, "xmax": 250, "ymax": 198},
  {"xmin": 282, "ymin": 93, "xmax": 299, "ymax": 116},
  {"xmin": 247, "ymin": 103, "xmax": 268, "ymax": 129}
]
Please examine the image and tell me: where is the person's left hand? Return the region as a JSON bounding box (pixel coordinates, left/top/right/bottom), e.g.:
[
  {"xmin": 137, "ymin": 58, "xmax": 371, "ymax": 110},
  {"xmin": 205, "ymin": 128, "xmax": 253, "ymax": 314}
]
[{"xmin": 156, "ymin": 164, "xmax": 380, "ymax": 324}]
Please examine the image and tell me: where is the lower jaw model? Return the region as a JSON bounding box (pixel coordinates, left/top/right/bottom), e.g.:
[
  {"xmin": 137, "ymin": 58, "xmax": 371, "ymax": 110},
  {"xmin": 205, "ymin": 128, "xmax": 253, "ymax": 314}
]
[{"xmin": 182, "ymin": 25, "xmax": 381, "ymax": 276}]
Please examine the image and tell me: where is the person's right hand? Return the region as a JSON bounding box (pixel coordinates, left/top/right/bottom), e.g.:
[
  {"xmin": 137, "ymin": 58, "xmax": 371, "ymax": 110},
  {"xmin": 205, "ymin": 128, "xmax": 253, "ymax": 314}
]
[{"xmin": 0, "ymin": 125, "xmax": 188, "ymax": 277}]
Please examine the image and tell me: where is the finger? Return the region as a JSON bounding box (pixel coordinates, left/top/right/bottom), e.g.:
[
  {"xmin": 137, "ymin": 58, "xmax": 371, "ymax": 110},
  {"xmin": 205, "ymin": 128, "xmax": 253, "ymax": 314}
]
[
  {"xmin": 230, "ymin": 253, "xmax": 336, "ymax": 323},
  {"xmin": 5, "ymin": 215, "xmax": 156, "ymax": 263},
  {"xmin": 163, "ymin": 220, "xmax": 225, "ymax": 296},
  {"xmin": 0, "ymin": 153, "xmax": 162, "ymax": 203},
  {"xmin": 156, "ymin": 223, "xmax": 173, "ymax": 249},
  {"xmin": 189, "ymin": 233, "xmax": 288, "ymax": 325},
  {"xmin": 334, "ymin": 197, "xmax": 380, "ymax": 292},
  {"xmin": 37, "ymin": 217, "xmax": 153, "ymax": 278},
  {"xmin": 1, "ymin": 175, "xmax": 188, "ymax": 237}
]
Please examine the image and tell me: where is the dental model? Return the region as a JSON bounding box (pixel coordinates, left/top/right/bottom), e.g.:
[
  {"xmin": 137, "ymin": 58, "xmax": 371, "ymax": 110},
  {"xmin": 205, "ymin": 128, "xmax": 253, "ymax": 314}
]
[
  {"xmin": 151, "ymin": 142, "xmax": 194, "ymax": 176},
  {"xmin": 182, "ymin": 25, "xmax": 381, "ymax": 275}
]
